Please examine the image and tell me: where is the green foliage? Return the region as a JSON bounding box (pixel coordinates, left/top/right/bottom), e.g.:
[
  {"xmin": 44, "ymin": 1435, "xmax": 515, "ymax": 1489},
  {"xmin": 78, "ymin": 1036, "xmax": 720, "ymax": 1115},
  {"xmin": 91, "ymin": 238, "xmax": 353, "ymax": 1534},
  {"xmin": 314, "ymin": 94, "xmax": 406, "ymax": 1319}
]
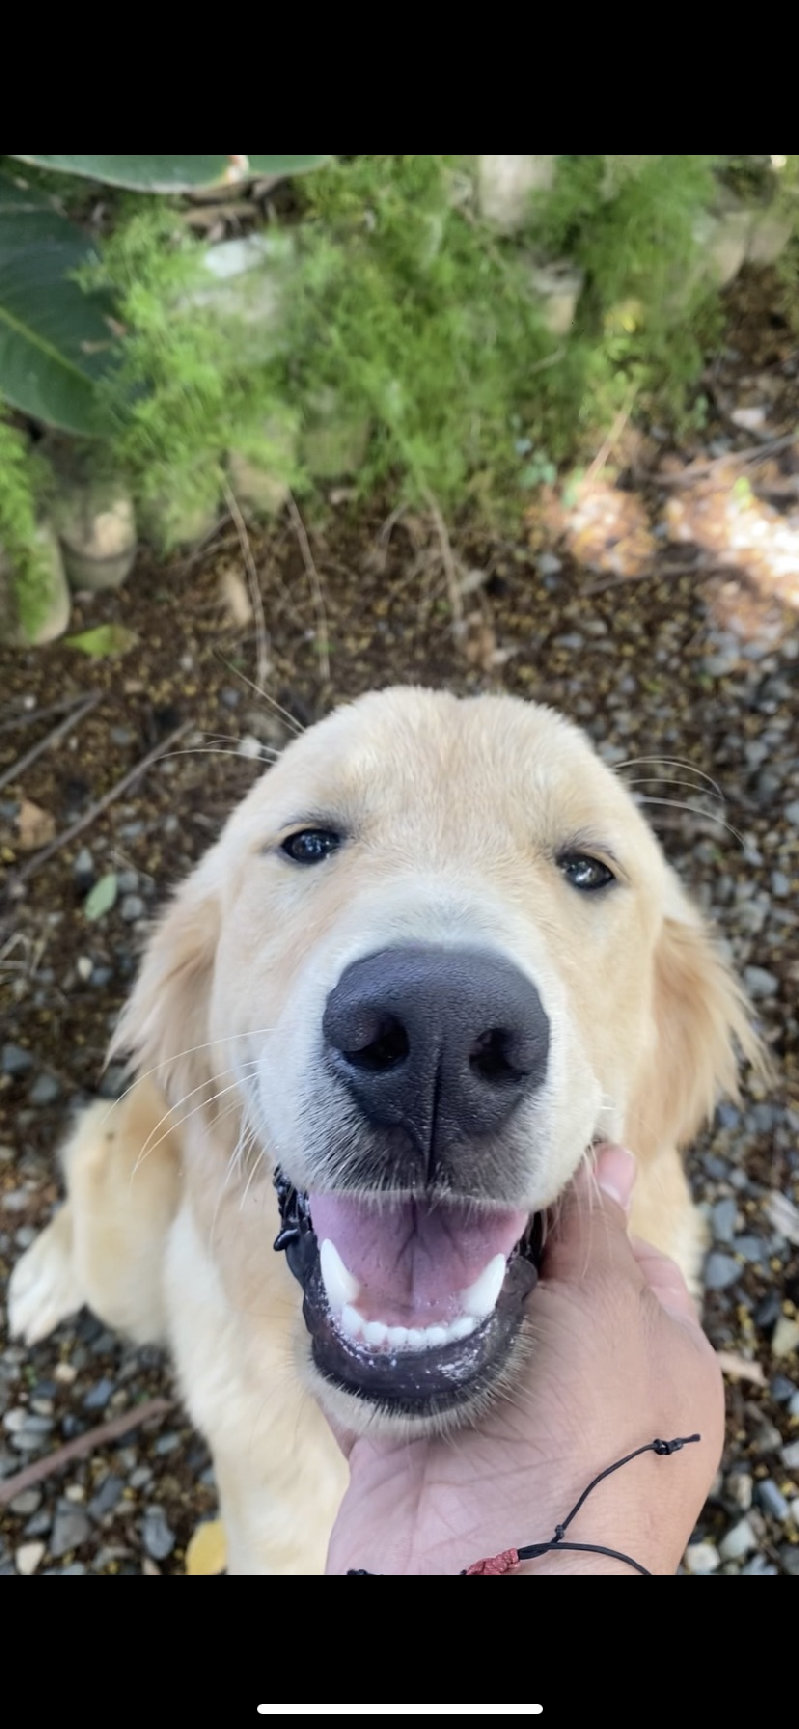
[
  {"xmin": 0, "ymin": 415, "xmax": 53, "ymax": 635},
  {"xmin": 10, "ymin": 155, "xmax": 330, "ymax": 192},
  {"xmin": 0, "ymin": 171, "xmax": 115, "ymax": 434},
  {"xmin": 83, "ymin": 210, "xmax": 302, "ymax": 544},
  {"xmin": 2, "ymin": 154, "xmax": 785, "ymax": 565},
  {"xmin": 268, "ymin": 154, "xmax": 724, "ymax": 510}
]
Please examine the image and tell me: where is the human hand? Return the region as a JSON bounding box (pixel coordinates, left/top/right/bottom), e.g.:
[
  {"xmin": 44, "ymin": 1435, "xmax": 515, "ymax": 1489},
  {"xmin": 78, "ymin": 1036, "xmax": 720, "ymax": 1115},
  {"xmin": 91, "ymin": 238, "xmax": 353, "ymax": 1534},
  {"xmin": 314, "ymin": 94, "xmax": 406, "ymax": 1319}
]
[{"xmin": 325, "ymin": 1146, "xmax": 724, "ymax": 1575}]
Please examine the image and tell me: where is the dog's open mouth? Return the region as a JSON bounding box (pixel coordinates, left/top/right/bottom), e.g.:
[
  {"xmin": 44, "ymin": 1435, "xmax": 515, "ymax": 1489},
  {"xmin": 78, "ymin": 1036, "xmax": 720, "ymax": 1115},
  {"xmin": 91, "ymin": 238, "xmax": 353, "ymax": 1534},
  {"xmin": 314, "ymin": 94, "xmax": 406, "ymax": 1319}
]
[{"xmin": 274, "ymin": 1169, "xmax": 542, "ymax": 1416}]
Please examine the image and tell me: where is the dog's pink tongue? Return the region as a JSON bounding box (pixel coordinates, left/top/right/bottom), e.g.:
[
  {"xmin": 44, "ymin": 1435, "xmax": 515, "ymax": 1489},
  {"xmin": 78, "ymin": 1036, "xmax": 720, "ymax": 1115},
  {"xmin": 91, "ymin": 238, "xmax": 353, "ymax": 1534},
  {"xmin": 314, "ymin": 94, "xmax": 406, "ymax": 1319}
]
[{"xmin": 309, "ymin": 1193, "xmax": 527, "ymax": 1322}]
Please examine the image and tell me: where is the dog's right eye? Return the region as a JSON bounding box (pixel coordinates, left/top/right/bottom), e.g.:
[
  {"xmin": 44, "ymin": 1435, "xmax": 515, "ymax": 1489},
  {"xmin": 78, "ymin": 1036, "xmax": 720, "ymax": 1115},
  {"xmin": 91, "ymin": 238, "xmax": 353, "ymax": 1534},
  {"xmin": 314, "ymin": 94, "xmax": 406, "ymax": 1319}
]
[{"xmin": 281, "ymin": 829, "xmax": 342, "ymax": 865}]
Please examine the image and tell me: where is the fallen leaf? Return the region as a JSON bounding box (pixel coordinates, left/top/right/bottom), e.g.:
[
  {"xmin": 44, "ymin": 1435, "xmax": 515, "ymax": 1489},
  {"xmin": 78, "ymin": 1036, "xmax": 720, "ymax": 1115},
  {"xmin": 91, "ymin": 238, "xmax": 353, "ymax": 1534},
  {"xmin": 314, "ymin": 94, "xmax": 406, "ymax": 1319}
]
[
  {"xmin": 65, "ymin": 625, "xmax": 139, "ymax": 659},
  {"xmin": 16, "ymin": 798, "xmax": 56, "ymax": 851},
  {"xmin": 219, "ymin": 565, "xmax": 252, "ymax": 628},
  {"xmin": 716, "ymin": 1351, "xmax": 766, "ymax": 1387},
  {"xmin": 83, "ymin": 872, "xmax": 118, "ymax": 922},
  {"xmin": 186, "ymin": 1518, "xmax": 227, "ymax": 1575}
]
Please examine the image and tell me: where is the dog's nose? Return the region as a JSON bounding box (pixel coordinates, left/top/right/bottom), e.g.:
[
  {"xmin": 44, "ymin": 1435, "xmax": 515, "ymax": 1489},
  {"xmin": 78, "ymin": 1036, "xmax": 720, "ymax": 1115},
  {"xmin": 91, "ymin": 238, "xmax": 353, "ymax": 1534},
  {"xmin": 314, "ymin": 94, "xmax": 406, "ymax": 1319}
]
[{"xmin": 322, "ymin": 945, "xmax": 550, "ymax": 1160}]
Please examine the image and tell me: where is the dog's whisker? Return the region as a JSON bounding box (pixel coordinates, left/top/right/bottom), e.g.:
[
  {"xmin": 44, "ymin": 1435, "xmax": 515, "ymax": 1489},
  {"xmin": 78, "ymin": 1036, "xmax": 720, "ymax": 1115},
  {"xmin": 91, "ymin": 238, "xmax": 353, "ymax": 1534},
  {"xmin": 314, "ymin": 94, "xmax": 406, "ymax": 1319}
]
[
  {"xmin": 214, "ymin": 655, "xmax": 306, "ymax": 738},
  {"xmin": 132, "ymin": 1076, "xmax": 248, "ymax": 1176},
  {"xmin": 625, "ymin": 775, "xmax": 724, "ymax": 801},
  {"xmin": 103, "ymin": 1030, "xmax": 279, "ymax": 1126},
  {"xmin": 155, "ymin": 747, "xmax": 278, "ymax": 766},
  {"xmin": 130, "ymin": 1065, "xmax": 250, "ymax": 1172},
  {"xmin": 635, "ymin": 795, "xmax": 744, "ymax": 846},
  {"xmin": 615, "ymin": 756, "xmax": 723, "ymax": 799}
]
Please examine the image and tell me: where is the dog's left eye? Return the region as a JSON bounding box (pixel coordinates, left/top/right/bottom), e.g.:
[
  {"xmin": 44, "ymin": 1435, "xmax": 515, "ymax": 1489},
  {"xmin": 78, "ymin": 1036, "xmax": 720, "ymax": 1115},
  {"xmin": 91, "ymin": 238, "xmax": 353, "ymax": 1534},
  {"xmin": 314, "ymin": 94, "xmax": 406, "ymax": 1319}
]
[
  {"xmin": 558, "ymin": 851, "xmax": 615, "ymax": 891},
  {"xmin": 281, "ymin": 829, "xmax": 342, "ymax": 865}
]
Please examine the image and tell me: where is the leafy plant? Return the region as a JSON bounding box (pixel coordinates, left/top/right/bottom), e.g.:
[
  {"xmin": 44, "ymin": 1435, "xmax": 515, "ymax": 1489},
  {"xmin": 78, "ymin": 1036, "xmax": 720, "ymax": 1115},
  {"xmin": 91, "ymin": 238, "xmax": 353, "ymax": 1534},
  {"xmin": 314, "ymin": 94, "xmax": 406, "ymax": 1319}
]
[
  {"xmin": 0, "ymin": 171, "xmax": 116, "ymax": 434},
  {"xmin": 10, "ymin": 155, "xmax": 330, "ymax": 192},
  {"xmin": 0, "ymin": 413, "xmax": 54, "ymax": 637}
]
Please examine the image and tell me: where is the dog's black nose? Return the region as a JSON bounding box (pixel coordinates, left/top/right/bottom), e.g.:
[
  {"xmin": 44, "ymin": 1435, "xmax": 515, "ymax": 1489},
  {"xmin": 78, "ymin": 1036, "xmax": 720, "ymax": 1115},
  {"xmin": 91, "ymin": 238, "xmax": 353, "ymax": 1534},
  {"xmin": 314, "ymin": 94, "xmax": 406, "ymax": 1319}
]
[{"xmin": 322, "ymin": 945, "xmax": 550, "ymax": 1164}]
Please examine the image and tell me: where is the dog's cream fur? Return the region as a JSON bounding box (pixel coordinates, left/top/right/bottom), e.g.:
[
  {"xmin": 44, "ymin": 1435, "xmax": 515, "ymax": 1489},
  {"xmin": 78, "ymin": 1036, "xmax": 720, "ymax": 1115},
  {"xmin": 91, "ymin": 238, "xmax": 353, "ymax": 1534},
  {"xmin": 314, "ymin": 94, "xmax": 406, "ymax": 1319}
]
[{"xmin": 8, "ymin": 688, "xmax": 761, "ymax": 1573}]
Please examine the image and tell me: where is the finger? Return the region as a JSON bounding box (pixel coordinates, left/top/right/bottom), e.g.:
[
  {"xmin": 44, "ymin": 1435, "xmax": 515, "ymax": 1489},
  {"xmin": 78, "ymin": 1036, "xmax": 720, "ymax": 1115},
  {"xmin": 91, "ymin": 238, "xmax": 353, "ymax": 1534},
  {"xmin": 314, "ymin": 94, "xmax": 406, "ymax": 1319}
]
[
  {"xmin": 629, "ymin": 1235, "xmax": 702, "ymax": 1325},
  {"xmin": 543, "ymin": 1145, "xmax": 642, "ymax": 1284},
  {"xmin": 594, "ymin": 1144, "xmax": 636, "ymax": 1214}
]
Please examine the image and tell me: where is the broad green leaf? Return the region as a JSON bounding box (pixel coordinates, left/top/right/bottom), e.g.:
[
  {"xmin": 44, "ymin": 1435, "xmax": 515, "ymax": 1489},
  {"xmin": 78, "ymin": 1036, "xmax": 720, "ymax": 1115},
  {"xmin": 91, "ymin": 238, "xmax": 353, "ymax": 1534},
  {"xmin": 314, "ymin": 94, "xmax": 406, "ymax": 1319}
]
[
  {"xmin": 64, "ymin": 624, "xmax": 138, "ymax": 658},
  {"xmin": 0, "ymin": 173, "xmax": 116, "ymax": 435},
  {"xmin": 10, "ymin": 155, "xmax": 331, "ymax": 193},
  {"xmin": 84, "ymin": 872, "xmax": 118, "ymax": 921}
]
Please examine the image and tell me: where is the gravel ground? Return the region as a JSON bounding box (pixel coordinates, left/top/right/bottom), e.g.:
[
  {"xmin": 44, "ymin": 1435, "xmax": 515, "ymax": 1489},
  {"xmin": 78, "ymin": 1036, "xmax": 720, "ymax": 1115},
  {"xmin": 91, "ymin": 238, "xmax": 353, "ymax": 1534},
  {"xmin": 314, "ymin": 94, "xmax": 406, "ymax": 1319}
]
[{"xmin": 1, "ymin": 278, "xmax": 798, "ymax": 1576}]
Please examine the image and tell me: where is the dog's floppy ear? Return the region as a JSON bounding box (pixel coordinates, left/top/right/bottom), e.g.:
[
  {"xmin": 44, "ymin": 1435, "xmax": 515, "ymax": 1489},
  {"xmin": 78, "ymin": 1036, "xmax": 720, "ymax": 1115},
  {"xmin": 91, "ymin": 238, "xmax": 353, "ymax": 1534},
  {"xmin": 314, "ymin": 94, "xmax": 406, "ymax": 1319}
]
[
  {"xmin": 626, "ymin": 869, "xmax": 770, "ymax": 1160},
  {"xmin": 109, "ymin": 848, "xmax": 222, "ymax": 1107}
]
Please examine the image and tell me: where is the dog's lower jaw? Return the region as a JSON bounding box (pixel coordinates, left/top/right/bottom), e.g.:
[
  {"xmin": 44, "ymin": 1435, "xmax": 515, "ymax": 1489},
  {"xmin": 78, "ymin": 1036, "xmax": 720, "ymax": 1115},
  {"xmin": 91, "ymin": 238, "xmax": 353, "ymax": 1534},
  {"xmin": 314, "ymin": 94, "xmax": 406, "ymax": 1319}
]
[{"xmin": 305, "ymin": 1319, "xmax": 538, "ymax": 1442}]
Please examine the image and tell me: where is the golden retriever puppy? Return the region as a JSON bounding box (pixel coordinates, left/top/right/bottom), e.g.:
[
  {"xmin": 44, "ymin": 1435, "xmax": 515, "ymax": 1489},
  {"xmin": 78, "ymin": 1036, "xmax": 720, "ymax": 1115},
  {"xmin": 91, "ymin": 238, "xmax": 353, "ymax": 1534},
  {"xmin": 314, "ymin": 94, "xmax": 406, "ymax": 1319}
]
[{"xmin": 8, "ymin": 687, "xmax": 761, "ymax": 1573}]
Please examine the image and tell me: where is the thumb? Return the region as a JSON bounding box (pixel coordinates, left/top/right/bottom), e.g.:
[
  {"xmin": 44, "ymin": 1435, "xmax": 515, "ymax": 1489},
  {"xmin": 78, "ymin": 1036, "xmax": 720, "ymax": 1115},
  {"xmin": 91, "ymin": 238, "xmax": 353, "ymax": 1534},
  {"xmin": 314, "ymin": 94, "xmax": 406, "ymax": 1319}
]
[{"xmin": 542, "ymin": 1144, "xmax": 639, "ymax": 1283}]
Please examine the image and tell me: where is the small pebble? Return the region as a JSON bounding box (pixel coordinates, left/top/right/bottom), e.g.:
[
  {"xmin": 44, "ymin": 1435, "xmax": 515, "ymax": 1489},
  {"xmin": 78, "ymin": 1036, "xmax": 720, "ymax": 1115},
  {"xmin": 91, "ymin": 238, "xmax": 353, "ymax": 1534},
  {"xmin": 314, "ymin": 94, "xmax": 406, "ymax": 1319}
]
[
  {"xmin": 726, "ymin": 1473, "xmax": 753, "ymax": 1513},
  {"xmin": 757, "ymin": 1480, "xmax": 791, "ymax": 1522},
  {"xmin": 781, "ymin": 1440, "xmax": 799, "ymax": 1470},
  {"xmin": 732, "ymin": 1234, "xmax": 767, "ymax": 1263},
  {"xmin": 773, "ymin": 1316, "xmax": 799, "ymax": 1359},
  {"xmin": 1, "ymin": 1043, "xmax": 33, "ymax": 1076},
  {"xmin": 743, "ymin": 965, "xmax": 779, "ymax": 999},
  {"xmin": 72, "ymin": 848, "xmax": 94, "ymax": 888},
  {"xmin": 712, "ymin": 1198, "xmax": 738, "ymax": 1244},
  {"xmin": 719, "ymin": 1519, "xmax": 757, "ymax": 1561},
  {"xmin": 120, "ymin": 895, "xmax": 145, "ymax": 922},
  {"xmin": 50, "ymin": 1504, "xmax": 91, "ymax": 1559},
  {"xmin": 141, "ymin": 1506, "xmax": 175, "ymax": 1561},
  {"xmin": 97, "ymin": 1065, "xmax": 129, "ymax": 1100},
  {"xmin": 15, "ymin": 1542, "xmax": 45, "ymax": 1576},
  {"xmin": 685, "ymin": 1540, "xmax": 720, "ymax": 1575},
  {"xmin": 28, "ymin": 1072, "xmax": 60, "ymax": 1106},
  {"xmin": 24, "ymin": 1510, "xmax": 52, "ymax": 1538},
  {"xmin": 783, "ymin": 800, "xmax": 799, "ymax": 828},
  {"xmin": 704, "ymin": 1252, "xmax": 740, "ymax": 1292},
  {"xmin": 8, "ymin": 1489, "xmax": 42, "ymax": 1516},
  {"xmin": 89, "ymin": 1475, "xmax": 124, "ymax": 1519},
  {"xmin": 116, "ymin": 870, "xmax": 139, "ymax": 894},
  {"xmin": 778, "ymin": 1545, "xmax": 799, "ymax": 1575},
  {"xmin": 83, "ymin": 1378, "xmax": 115, "ymax": 1412}
]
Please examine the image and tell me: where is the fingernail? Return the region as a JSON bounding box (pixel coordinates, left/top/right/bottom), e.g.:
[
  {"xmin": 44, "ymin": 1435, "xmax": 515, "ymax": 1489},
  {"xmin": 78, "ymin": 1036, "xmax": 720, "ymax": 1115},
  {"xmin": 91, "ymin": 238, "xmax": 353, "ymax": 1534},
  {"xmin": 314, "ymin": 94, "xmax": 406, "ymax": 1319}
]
[{"xmin": 596, "ymin": 1145, "xmax": 636, "ymax": 1213}]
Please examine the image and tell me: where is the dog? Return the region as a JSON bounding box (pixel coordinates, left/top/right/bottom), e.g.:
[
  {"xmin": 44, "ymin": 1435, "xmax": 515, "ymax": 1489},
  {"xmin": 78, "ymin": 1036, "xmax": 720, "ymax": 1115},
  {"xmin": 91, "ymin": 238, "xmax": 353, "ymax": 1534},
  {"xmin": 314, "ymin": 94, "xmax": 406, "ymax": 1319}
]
[{"xmin": 8, "ymin": 686, "xmax": 763, "ymax": 1573}]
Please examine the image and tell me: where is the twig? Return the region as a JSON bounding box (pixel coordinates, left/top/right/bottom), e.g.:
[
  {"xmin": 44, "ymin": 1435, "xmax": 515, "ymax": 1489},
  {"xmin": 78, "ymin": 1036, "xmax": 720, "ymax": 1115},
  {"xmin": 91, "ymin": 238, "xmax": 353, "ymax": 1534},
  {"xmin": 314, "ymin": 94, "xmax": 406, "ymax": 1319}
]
[
  {"xmin": 583, "ymin": 403, "xmax": 632, "ymax": 488},
  {"xmin": 0, "ymin": 691, "xmax": 96, "ymax": 739},
  {"xmin": 0, "ymin": 1398, "xmax": 174, "ymax": 1506},
  {"xmin": 11, "ymin": 721, "xmax": 191, "ymax": 888},
  {"xmin": 287, "ymin": 493, "xmax": 331, "ymax": 687},
  {"xmin": 657, "ymin": 432, "xmax": 798, "ymax": 487},
  {"xmin": 0, "ymin": 691, "xmax": 100, "ymax": 794},
  {"xmin": 222, "ymin": 480, "xmax": 271, "ymax": 694},
  {"xmin": 425, "ymin": 493, "xmax": 465, "ymax": 640}
]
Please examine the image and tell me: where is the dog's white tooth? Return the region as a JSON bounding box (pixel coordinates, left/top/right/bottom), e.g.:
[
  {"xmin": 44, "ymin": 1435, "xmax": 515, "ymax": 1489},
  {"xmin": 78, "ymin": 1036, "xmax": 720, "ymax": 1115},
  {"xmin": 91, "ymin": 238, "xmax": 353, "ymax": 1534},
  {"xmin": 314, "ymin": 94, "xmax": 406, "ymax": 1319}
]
[
  {"xmin": 424, "ymin": 1325, "xmax": 448, "ymax": 1349},
  {"xmin": 320, "ymin": 1238, "xmax": 359, "ymax": 1310},
  {"xmin": 386, "ymin": 1326, "xmax": 409, "ymax": 1349},
  {"xmin": 406, "ymin": 1328, "xmax": 425, "ymax": 1350},
  {"xmin": 461, "ymin": 1252, "xmax": 506, "ymax": 1320},
  {"xmin": 340, "ymin": 1303, "xmax": 363, "ymax": 1340},
  {"xmin": 447, "ymin": 1314, "xmax": 478, "ymax": 1343},
  {"xmin": 363, "ymin": 1319, "xmax": 388, "ymax": 1347}
]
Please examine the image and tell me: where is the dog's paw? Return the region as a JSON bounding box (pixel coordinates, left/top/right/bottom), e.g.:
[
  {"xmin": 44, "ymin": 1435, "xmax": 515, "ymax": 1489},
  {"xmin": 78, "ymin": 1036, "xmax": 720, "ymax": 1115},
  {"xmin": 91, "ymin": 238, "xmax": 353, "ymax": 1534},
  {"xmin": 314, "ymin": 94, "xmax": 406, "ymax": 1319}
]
[{"xmin": 7, "ymin": 1211, "xmax": 82, "ymax": 1345}]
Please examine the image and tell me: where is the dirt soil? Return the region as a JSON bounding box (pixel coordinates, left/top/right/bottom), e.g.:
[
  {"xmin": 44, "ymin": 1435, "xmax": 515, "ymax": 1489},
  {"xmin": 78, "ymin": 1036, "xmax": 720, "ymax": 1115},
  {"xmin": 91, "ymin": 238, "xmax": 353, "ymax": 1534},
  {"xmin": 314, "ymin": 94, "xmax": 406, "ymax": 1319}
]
[{"xmin": 1, "ymin": 271, "xmax": 798, "ymax": 1575}]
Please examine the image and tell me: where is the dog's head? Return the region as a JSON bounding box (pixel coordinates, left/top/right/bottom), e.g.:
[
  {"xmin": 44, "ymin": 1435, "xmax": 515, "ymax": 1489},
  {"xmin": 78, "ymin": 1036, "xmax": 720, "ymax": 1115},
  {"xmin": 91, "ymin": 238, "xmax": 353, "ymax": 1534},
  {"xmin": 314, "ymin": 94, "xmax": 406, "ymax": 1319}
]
[{"xmin": 115, "ymin": 688, "xmax": 760, "ymax": 1431}]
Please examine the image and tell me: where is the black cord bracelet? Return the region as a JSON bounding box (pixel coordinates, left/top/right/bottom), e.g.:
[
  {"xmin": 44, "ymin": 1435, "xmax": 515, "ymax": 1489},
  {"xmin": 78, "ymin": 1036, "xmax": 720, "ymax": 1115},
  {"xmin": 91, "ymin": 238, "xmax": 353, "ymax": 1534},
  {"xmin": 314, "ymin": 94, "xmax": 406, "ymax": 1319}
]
[{"xmin": 345, "ymin": 1432, "xmax": 701, "ymax": 1575}]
